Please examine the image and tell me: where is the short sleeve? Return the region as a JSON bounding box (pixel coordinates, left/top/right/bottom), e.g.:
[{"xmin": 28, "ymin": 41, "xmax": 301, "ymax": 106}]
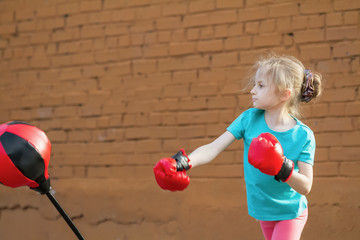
[
  {"xmin": 298, "ymin": 131, "xmax": 316, "ymax": 165},
  {"xmin": 227, "ymin": 109, "xmax": 252, "ymax": 140}
]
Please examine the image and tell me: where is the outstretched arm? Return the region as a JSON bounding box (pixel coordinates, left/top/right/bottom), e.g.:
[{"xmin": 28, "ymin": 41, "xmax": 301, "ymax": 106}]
[
  {"xmin": 153, "ymin": 131, "xmax": 235, "ymax": 191},
  {"xmin": 188, "ymin": 131, "xmax": 236, "ymax": 168}
]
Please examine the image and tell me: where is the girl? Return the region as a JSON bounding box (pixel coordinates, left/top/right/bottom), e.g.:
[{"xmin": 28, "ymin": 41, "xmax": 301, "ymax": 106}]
[{"xmin": 154, "ymin": 54, "xmax": 322, "ymax": 240}]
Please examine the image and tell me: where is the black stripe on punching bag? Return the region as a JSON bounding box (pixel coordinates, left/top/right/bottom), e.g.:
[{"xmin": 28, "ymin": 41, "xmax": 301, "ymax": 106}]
[
  {"xmin": 0, "ymin": 132, "xmax": 45, "ymax": 182},
  {"xmin": 6, "ymin": 121, "xmax": 33, "ymax": 126}
]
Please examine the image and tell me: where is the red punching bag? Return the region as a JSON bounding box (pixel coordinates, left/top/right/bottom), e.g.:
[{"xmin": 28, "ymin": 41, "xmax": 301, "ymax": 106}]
[
  {"xmin": 0, "ymin": 121, "xmax": 85, "ymax": 239},
  {"xmin": 0, "ymin": 121, "xmax": 51, "ymax": 193}
]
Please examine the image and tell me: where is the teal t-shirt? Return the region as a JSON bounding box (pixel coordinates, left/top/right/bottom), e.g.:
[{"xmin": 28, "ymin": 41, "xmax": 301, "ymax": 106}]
[{"xmin": 227, "ymin": 108, "xmax": 315, "ymax": 221}]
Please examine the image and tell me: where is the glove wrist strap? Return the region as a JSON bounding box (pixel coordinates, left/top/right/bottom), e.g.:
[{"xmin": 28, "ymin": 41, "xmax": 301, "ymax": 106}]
[
  {"xmin": 275, "ymin": 157, "xmax": 294, "ymax": 182},
  {"xmin": 172, "ymin": 149, "xmax": 191, "ymax": 171}
]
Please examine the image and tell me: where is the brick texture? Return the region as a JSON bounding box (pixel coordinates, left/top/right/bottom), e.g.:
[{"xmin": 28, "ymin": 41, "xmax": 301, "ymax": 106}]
[{"xmin": 0, "ymin": 0, "xmax": 359, "ymax": 239}]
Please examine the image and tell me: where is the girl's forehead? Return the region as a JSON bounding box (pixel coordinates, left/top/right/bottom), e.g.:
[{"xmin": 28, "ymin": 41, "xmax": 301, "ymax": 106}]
[{"xmin": 255, "ymin": 69, "xmax": 270, "ymax": 82}]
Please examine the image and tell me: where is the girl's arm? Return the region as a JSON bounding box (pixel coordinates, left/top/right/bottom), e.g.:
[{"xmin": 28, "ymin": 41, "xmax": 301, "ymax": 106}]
[
  {"xmin": 286, "ymin": 161, "xmax": 313, "ymax": 195},
  {"xmin": 188, "ymin": 131, "xmax": 236, "ymax": 168}
]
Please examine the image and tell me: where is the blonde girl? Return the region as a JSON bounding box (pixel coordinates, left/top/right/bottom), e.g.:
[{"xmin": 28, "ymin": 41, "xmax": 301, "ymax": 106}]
[{"xmin": 154, "ymin": 54, "xmax": 322, "ymax": 240}]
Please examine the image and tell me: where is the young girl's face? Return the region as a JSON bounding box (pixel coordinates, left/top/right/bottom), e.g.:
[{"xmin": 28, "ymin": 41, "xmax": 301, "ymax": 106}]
[{"xmin": 251, "ymin": 72, "xmax": 282, "ymax": 110}]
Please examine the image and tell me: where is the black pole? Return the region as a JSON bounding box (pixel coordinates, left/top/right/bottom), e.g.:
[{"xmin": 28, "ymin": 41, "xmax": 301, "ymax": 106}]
[{"xmin": 46, "ymin": 191, "xmax": 85, "ymax": 240}]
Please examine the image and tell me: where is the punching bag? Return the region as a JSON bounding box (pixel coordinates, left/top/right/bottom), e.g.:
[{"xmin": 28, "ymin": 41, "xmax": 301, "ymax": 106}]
[
  {"xmin": 0, "ymin": 121, "xmax": 85, "ymax": 239},
  {"xmin": 0, "ymin": 121, "xmax": 51, "ymax": 194}
]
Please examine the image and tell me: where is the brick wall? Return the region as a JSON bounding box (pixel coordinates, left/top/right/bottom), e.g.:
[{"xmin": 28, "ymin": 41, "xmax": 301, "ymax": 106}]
[{"xmin": 0, "ymin": 0, "xmax": 359, "ymax": 239}]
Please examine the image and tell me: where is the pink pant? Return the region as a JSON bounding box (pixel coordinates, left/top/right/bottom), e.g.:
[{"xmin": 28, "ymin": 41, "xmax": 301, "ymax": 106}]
[{"xmin": 259, "ymin": 208, "xmax": 308, "ymax": 240}]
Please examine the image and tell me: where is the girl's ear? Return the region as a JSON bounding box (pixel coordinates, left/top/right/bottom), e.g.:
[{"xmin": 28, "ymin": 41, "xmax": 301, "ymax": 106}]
[{"xmin": 280, "ymin": 88, "xmax": 292, "ymax": 102}]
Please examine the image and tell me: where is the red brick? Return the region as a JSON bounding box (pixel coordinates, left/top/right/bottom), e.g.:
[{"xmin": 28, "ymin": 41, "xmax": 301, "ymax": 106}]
[
  {"xmin": 125, "ymin": 127, "xmax": 151, "ymax": 140},
  {"xmin": 54, "ymin": 28, "xmax": 80, "ymax": 42},
  {"xmin": 313, "ymin": 162, "xmax": 338, "ymax": 177},
  {"xmin": 81, "ymin": 25, "xmax": 104, "ymax": 38},
  {"xmin": 135, "ymin": 139, "xmax": 161, "ymax": 153},
  {"xmin": 79, "ymin": 104, "xmax": 102, "ymax": 117},
  {"xmin": 332, "ymin": 42, "xmax": 360, "ymax": 58},
  {"xmin": 294, "ymin": 29, "xmax": 325, "ymax": 43},
  {"xmin": 199, "ymin": 26, "xmax": 214, "ymax": 39},
  {"xmin": 345, "ymin": 102, "xmax": 360, "ymax": 116},
  {"xmin": 173, "ymin": 70, "xmax": 197, "ymax": 83},
  {"xmin": 183, "ymin": 13, "xmax": 211, "ymax": 27},
  {"xmin": 118, "ymin": 47, "xmax": 142, "ymax": 61},
  {"xmin": 64, "ymin": 92, "xmax": 87, "ymax": 105},
  {"xmin": 211, "ymin": 10, "xmax": 237, "ymax": 24},
  {"xmin": 0, "ymin": 23, "xmax": 16, "ymax": 35},
  {"xmin": 18, "ymin": 20, "xmax": 37, "ymax": 32},
  {"xmin": 308, "ymin": 15, "xmax": 325, "ymax": 28},
  {"xmin": 130, "ymin": 20, "xmax": 154, "ymax": 32},
  {"xmin": 46, "ymin": 130, "xmax": 68, "ymax": 142},
  {"xmin": 127, "ymin": 0, "xmax": 151, "ymax": 7},
  {"xmin": 159, "ymin": 55, "xmax": 209, "ymax": 71},
  {"xmin": 225, "ymin": 36, "xmax": 251, "ymax": 50},
  {"xmin": 44, "ymin": 17, "xmax": 65, "ymax": 30},
  {"xmin": 197, "ymin": 39, "xmax": 223, "ymax": 53},
  {"xmin": 322, "ymin": 117, "xmax": 354, "ymax": 132},
  {"xmin": 80, "ymin": 0, "xmax": 102, "ymax": 12},
  {"xmin": 0, "ymin": 10, "xmax": 14, "ymax": 22},
  {"xmin": 238, "ymin": 7, "xmax": 268, "ymax": 22},
  {"xmin": 293, "ymin": 17, "xmax": 309, "ymax": 31},
  {"xmin": 300, "ymin": 1, "xmax": 333, "ymax": 14},
  {"xmin": 189, "ymin": 0, "xmax": 215, "ymax": 13},
  {"xmin": 150, "ymin": 126, "xmax": 177, "ymax": 139},
  {"xmin": 208, "ymin": 96, "xmax": 237, "ymax": 109},
  {"xmin": 67, "ymin": 13, "xmax": 89, "ymax": 26},
  {"xmin": 169, "ymin": 42, "xmax": 196, "ymax": 56},
  {"xmin": 133, "ymin": 59, "xmax": 157, "ymax": 74},
  {"xmin": 171, "ymin": 29, "xmax": 186, "ymax": 42},
  {"xmin": 269, "ymin": 2, "xmax": 298, "ymax": 17},
  {"xmin": 322, "ymin": 88, "xmax": 356, "ymax": 102},
  {"xmin": 300, "ymin": 44, "xmax": 331, "ymax": 60},
  {"xmin": 180, "ymin": 98, "xmax": 207, "ymax": 111},
  {"xmin": 326, "ymin": 26, "xmax": 358, "ymax": 41},
  {"xmin": 156, "ymin": 16, "xmax": 182, "ymax": 30},
  {"xmin": 103, "ymin": 0, "xmax": 126, "ymax": 10},
  {"xmin": 333, "ymin": 0, "xmax": 360, "ymax": 10},
  {"xmin": 16, "ymin": 8, "xmax": 34, "ymax": 21},
  {"xmin": 326, "ymin": 12, "xmax": 343, "ymax": 26},
  {"xmin": 212, "ymin": 52, "xmax": 238, "ymax": 67},
  {"xmin": 89, "ymin": 11, "xmax": 112, "ymax": 23},
  {"xmin": 253, "ymin": 33, "xmax": 282, "ymax": 47},
  {"xmin": 60, "ymin": 67, "xmax": 82, "ymax": 80},
  {"xmin": 95, "ymin": 50, "xmax": 118, "ymax": 63},
  {"xmin": 341, "ymin": 131, "xmax": 360, "ymax": 146},
  {"xmin": 340, "ymin": 161, "xmax": 360, "ymax": 177},
  {"xmin": 164, "ymin": 85, "xmax": 189, "ymax": 98},
  {"xmin": 344, "ymin": 11, "xmax": 359, "ymax": 25},
  {"xmin": 315, "ymin": 147, "xmax": 329, "ymax": 162},
  {"xmin": 316, "ymin": 132, "xmax": 342, "ymax": 147},
  {"xmin": 216, "ymin": 0, "xmax": 243, "ymax": 9},
  {"xmin": 328, "ymin": 103, "xmax": 345, "ymax": 116},
  {"xmin": 330, "ymin": 147, "xmax": 360, "ymax": 161},
  {"xmin": 73, "ymin": 53, "xmax": 95, "ymax": 65},
  {"xmin": 178, "ymin": 125, "xmax": 206, "ymax": 139},
  {"xmin": 317, "ymin": 59, "xmax": 351, "ymax": 74},
  {"xmin": 54, "ymin": 106, "xmax": 78, "ymax": 117},
  {"xmin": 57, "ymin": 2, "xmax": 80, "ymax": 15},
  {"xmin": 162, "ymin": 2, "xmax": 187, "ymax": 16},
  {"xmin": 190, "ymin": 84, "xmax": 218, "ymax": 97}
]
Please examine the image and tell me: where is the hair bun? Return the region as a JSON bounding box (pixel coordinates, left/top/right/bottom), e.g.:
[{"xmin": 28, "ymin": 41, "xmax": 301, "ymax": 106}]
[{"xmin": 301, "ymin": 69, "xmax": 315, "ymax": 103}]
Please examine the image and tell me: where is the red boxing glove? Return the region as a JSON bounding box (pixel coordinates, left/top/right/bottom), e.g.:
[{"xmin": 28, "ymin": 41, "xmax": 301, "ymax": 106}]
[
  {"xmin": 153, "ymin": 149, "xmax": 192, "ymax": 191},
  {"xmin": 248, "ymin": 133, "xmax": 294, "ymax": 182}
]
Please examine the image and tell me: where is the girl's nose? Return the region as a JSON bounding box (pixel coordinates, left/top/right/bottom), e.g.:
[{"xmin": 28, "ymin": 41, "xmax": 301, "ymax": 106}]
[{"xmin": 250, "ymin": 87, "xmax": 256, "ymax": 95}]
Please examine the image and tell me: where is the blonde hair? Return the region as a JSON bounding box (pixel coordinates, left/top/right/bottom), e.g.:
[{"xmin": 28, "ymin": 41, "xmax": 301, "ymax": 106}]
[{"xmin": 248, "ymin": 54, "xmax": 322, "ymax": 118}]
